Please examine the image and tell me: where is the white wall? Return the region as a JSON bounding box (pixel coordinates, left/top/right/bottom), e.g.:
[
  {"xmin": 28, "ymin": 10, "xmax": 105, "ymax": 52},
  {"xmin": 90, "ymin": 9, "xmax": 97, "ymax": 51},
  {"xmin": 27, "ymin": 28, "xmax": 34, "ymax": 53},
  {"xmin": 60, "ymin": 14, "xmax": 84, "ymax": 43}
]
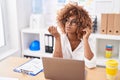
[
  {"xmin": 16, "ymin": 0, "xmax": 32, "ymax": 29},
  {"xmin": 113, "ymin": 0, "xmax": 120, "ymax": 13}
]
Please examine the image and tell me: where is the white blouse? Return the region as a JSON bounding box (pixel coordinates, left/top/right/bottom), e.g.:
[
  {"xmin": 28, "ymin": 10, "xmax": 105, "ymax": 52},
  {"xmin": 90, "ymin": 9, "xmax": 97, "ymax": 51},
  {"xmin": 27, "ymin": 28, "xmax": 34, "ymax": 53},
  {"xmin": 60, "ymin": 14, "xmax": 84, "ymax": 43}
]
[{"xmin": 60, "ymin": 34, "xmax": 96, "ymax": 68}]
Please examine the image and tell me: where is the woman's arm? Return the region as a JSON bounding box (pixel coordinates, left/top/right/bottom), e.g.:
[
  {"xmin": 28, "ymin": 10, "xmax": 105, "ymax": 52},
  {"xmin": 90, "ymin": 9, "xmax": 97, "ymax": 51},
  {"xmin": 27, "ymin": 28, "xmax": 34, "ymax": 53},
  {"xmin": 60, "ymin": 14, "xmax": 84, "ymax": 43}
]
[
  {"xmin": 48, "ymin": 26, "xmax": 63, "ymax": 58},
  {"xmin": 53, "ymin": 36, "xmax": 63, "ymax": 57},
  {"xmin": 83, "ymin": 39, "xmax": 94, "ymax": 60},
  {"xmin": 82, "ymin": 27, "xmax": 94, "ymax": 60}
]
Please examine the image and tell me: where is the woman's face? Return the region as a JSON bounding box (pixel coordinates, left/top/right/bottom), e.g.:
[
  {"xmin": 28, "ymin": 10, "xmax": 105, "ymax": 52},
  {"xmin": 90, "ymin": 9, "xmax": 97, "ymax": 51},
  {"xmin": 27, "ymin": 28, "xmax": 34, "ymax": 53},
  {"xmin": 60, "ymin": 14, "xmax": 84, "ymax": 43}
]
[{"xmin": 65, "ymin": 16, "xmax": 78, "ymax": 34}]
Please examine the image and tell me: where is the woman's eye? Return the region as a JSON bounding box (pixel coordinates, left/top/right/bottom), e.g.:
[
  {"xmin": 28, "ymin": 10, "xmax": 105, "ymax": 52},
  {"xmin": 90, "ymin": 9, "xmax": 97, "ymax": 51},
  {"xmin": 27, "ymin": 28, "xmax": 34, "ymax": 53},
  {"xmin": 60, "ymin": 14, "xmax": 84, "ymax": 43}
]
[
  {"xmin": 71, "ymin": 20, "xmax": 77, "ymax": 24},
  {"xmin": 66, "ymin": 19, "xmax": 69, "ymax": 22}
]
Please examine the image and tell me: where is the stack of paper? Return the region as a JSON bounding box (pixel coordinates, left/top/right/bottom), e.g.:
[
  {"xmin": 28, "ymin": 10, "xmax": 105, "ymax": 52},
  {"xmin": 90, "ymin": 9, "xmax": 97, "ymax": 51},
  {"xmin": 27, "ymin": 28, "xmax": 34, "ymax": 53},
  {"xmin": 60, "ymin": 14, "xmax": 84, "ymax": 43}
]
[{"xmin": 14, "ymin": 58, "xmax": 43, "ymax": 76}]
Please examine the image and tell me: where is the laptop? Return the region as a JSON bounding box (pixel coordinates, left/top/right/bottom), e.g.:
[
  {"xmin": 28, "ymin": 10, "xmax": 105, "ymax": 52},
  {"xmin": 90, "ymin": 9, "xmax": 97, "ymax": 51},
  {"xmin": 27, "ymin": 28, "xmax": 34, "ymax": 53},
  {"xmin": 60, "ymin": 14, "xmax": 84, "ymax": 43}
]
[{"xmin": 42, "ymin": 57, "xmax": 85, "ymax": 80}]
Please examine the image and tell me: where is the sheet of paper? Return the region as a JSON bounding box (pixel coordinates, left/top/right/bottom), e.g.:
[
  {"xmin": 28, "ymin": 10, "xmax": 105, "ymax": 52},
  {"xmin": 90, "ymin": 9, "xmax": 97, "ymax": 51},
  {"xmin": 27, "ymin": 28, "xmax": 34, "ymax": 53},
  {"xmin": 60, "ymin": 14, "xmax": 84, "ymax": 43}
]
[{"xmin": 0, "ymin": 77, "xmax": 18, "ymax": 80}]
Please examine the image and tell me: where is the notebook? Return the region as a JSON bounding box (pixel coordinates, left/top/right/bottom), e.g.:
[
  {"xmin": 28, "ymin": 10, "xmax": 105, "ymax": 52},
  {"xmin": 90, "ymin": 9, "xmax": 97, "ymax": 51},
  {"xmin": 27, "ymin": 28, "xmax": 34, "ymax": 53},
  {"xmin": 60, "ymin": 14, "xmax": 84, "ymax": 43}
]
[
  {"xmin": 42, "ymin": 57, "xmax": 85, "ymax": 80},
  {"xmin": 13, "ymin": 58, "xmax": 43, "ymax": 76}
]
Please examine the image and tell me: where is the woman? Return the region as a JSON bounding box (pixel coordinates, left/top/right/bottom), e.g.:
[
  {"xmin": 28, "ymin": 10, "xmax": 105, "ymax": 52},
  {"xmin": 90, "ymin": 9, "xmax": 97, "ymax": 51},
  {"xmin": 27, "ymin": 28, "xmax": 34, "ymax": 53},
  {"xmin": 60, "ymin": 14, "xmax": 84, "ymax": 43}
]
[{"xmin": 48, "ymin": 3, "xmax": 96, "ymax": 68}]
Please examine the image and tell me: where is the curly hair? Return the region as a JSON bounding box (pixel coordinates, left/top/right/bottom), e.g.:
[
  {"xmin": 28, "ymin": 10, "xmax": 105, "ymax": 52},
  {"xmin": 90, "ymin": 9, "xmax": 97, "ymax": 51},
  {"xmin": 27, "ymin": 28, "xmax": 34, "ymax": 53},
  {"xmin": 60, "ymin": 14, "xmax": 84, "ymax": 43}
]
[{"xmin": 57, "ymin": 3, "xmax": 92, "ymax": 39}]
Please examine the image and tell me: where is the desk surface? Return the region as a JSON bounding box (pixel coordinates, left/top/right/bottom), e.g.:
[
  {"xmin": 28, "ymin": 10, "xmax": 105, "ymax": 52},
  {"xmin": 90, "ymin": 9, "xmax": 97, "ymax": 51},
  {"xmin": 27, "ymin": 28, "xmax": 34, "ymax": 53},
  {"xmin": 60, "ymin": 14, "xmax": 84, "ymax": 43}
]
[{"xmin": 0, "ymin": 57, "xmax": 120, "ymax": 80}]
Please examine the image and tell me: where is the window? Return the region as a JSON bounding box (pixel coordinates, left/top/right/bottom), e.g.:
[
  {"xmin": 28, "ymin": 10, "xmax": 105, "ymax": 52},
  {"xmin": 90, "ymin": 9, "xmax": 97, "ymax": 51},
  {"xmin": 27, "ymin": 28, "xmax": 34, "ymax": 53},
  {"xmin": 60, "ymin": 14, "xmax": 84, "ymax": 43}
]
[
  {"xmin": 0, "ymin": 0, "xmax": 5, "ymax": 47},
  {"xmin": 0, "ymin": 0, "xmax": 10, "ymax": 53}
]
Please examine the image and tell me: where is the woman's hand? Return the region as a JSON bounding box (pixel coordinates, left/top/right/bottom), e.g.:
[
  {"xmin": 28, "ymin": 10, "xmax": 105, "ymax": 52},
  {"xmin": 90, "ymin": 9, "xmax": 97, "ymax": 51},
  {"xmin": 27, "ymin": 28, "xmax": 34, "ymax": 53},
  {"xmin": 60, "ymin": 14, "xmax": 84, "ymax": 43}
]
[
  {"xmin": 82, "ymin": 27, "xmax": 92, "ymax": 41},
  {"xmin": 48, "ymin": 26, "xmax": 63, "ymax": 57},
  {"xmin": 48, "ymin": 26, "xmax": 60, "ymax": 39}
]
